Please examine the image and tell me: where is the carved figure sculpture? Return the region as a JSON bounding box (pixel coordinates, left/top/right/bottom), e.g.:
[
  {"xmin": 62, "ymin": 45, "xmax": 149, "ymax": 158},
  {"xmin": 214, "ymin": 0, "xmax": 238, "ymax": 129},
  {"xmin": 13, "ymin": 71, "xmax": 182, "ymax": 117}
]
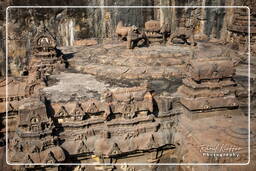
[
  {"xmin": 127, "ymin": 26, "xmax": 149, "ymax": 49},
  {"xmin": 115, "ymin": 21, "xmax": 133, "ymax": 41},
  {"xmin": 145, "ymin": 20, "xmax": 171, "ymax": 42},
  {"xmin": 167, "ymin": 27, "xmax": 196, "ymax": 46}
]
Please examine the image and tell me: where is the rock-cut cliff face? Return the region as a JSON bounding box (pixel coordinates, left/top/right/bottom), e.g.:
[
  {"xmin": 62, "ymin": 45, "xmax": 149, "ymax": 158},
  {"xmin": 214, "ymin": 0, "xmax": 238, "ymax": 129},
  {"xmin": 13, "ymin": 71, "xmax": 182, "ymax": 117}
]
[
  {"xmin": 7, "ymin": 7, "xmax": 155, "ymax": 45},
  {"xmin": 0, "ymin": 0, "xmax": 255, "ymax": 76}
]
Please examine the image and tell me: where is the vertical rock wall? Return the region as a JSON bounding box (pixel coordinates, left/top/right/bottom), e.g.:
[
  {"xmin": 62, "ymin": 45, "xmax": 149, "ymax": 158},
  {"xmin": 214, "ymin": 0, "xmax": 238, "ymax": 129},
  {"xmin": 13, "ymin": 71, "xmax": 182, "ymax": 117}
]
[
  {"xmin": 4, "ymin": 0, "xmax": 235, "ymax": 48},
  {"xmin": 0, "ymin": 0, "xmax": 255, "ymax": 77},
  {"xmin": 6, "ymin": 2, "xmax": 155, "ymax": 47}
]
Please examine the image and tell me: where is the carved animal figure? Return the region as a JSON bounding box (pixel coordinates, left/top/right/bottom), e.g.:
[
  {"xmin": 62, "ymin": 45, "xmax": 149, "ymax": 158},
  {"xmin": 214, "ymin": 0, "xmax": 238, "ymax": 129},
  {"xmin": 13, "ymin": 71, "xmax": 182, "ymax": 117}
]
[
  {"xmin": 145, "ymin": 20, "xmax": 161, "ymax": 32},
  {"xmin": 127, "ymin": 26, "xmax": 149, "ymax": 49},
  {"xmin": 145, "ymin": 20, "xmax": 171, "ymax": 42},
  {"xmin": 115, "ymin": 21, "xmax": 133, "ymax": 40},
  {"xmin": 167, "ymin": 26, "xmax": 197, "ymax": 46}
]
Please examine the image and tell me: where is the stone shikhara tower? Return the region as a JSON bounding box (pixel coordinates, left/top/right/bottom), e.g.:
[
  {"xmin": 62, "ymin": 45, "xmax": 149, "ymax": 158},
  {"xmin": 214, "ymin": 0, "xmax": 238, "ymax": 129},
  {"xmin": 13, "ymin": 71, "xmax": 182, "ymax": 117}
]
[
  {"xmin": 9, "ymin": 97, "xmax": 65, "ymax": 164},
  {"xmin": 7, "ymin": 24, "xmax": 67, "ymax": 167},
  {"xmin": 178, "ymin": 58, "xmax": 239, "ymax": 113}
]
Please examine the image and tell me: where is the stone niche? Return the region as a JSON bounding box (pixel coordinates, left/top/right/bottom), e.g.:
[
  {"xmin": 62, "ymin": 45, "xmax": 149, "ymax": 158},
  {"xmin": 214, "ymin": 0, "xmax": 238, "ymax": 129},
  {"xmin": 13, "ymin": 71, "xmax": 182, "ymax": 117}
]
[
  {"xmin": 9, "ymin": 97, "xmax": 65, "ymax": 165},
  {"xmin": 178, "ymin": 58, "xmax": 239, "ymax": 112},
  {"xmin": 32, "ymin": 22, "xmax": 58, "ymax": 59},
  {"xmin": 29, "ymin": 23, "xmax": 67, "ymax": 82}
]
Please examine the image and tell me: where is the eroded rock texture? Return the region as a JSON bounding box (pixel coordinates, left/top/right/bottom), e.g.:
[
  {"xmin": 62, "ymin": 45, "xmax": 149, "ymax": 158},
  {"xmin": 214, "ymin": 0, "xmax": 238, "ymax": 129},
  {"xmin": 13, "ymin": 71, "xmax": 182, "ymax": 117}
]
[
  {"xmin": 178, "ymin": 59, "xmax": 239, "ymax": 111},
  {"xmin": 0, "ymin": 1, "xmax": 255, "ymax": 171}
]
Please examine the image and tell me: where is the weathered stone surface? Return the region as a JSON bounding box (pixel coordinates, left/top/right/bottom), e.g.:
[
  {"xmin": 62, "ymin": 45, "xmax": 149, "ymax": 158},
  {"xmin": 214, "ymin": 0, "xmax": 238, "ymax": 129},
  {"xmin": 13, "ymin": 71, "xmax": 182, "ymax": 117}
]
[
  {"xmin": 145, "ymin": 20, "xmax": 161, "ymax": 32},
  {"xmin": 168, "ymin": 27, "xmax": 196, "ymax": 46},
  {"xmin": 43, "ymin": 73, "xmax": 110, "ymax": 102},
  {"xmin": 73, "ymin": 39, "xmax": 98, "ymax": 46},
  {"xmin": 176, "ymin": 112, "xmax": 251, "ymax": 165},
  {"xmin": 127, "ymin": 26, "xmax": 149, "ymax": 49},
  {"xmin": 115, "ymin": 21, "xmax": 133, "ymax": 40},
  {"xmin": 9, "ymin": 97, "xmax": 66, "ymax": 164},
  {"xmin": 144, "ymin": 20, "xmax": 171, "ymax": 42},
  {"xmin": 186, "ymin": 59, "xmax": 235, "ymax": 81},
  {"xmin": 0, "ymin": 4, "xmax": 254, "ymax": 171},
  {"xmin": 180, "ymin": 96, "xmax": 238, "ymax": 111},
  {"xmin": 179, "ymin": 58, "xmax": 239, "ymax": 112}
]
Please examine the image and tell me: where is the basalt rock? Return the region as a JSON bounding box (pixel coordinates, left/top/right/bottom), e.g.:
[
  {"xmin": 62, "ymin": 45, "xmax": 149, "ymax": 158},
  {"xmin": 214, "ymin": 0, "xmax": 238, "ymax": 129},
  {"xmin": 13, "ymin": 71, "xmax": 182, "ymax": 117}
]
[
  {"xmin": 127, "ymin": 26, "xmax": 149, "ymax": 49},
  {"xmin": 178, "ymin": 58, "xmax": 239, "ymax": 112},
  {"xmin": 228, "ymin": 7, "xmax": 255, "ymax": 52},
  {"xmin": 2, "ymin": 4, "xmax": 254, "ymax": 170},
  {"xmin": 30, "ymin": 23, "xmax": 67, "ymax": 82},
  {"xmin": 167, "ymin": 26, "xmax": 196, "ymax": 46},
  {"xmin": 9, "ymin": 97, "xmax": 66, "ymax": 165},
  {"xmin": 115, "ymin": 21, "xmax": 133, "ymax": 41},
  {"xmin": 46, "ymin": 81, "xmax": 179, "ymax": 161},
  {"xmin": 144, "ymin": 20, "xmax": 171, "ymax": 42},
  {"xmin": 2, "ymin": 24, "xmax": 68, "ymax": 166},
  {"xmin": 116, "ymin": 21, "xmax": 150, "ymax": 49}
]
